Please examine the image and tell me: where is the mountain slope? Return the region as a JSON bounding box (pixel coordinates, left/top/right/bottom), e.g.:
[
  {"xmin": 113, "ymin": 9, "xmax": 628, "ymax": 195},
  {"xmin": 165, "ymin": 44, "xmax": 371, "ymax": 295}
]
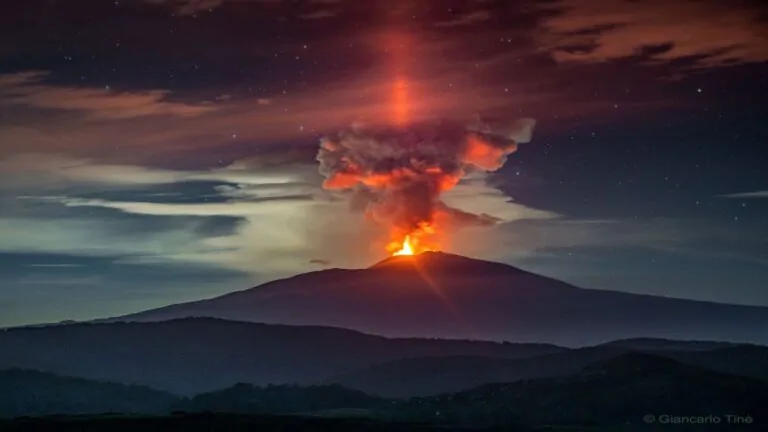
[
  {"xmin": 386, "ymin": 353, "xmax": 768, "ymax": 428},
  {"xmin": 0, "ymin": 318, "xmax": 562, "ymax": 395},
  {"xmin": 0, "ymin": 369, "xmax": 178, "ymax": 417},
  {"xmin": 665, "ymin": 344, "xmax": 768, "ymax": 381},
  {"xmin": 329, "ymin": 346, "xmax": 627, "ymax": 398},
  {"xmin": 184, "ymin": 384, "xmax": 385, "ymax": 414},
  {"xmin": 110, "ymin": 252, "xmax": 768, "ymax": 346},
  {"xmin": 329, "ymin": 342, "xmax": 768, "ymax": 398},
  {"xmin": 4, "ymin": 316, "xmax": 765, "ymax": 399}
]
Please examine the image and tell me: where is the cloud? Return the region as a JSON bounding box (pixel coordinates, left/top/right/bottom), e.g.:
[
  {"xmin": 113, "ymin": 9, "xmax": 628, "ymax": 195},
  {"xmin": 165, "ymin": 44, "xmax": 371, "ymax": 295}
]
[
  {"xmin": 5, "ymin": 153, "xmax": 764, "ymax": 311},
  {"xmin": 143, "ymin": 0, "xmax": 223, "ymax": 15},
  {"xmin": 300, "ymin": 10, "xmax": 337, "ymax": 20},
  {"xmin": 0, "ymin": 71, "xmax": 217, "ymax": 120},
  {"xmin": 2, "ymin": 152, "xmax": 562, "ymax": 276},
  {"xmin": 536, "ymin": 0, "xmax": 768, "ymax": 69},
  {"xmin": 143, "ymin": 0, "xmax": 344, "ymax": 18},
  {"xmin": 60, "ymin": 197, "xmax": 316, "ymax": 216},
  {"xmin": 0, "ymin": 153, "xmax": 321, "ymax": 191},
  {"xmin": 434, "ymin": 10, "xmax": 492, "ymax": 28},
  {"xmin": 453, "ymin": 216, "xmax": 768, "ymax": 272},
  {"xmin": 0, "ymin": 169, "xmax": 330, "ymax": 276},
  {"xmin": 0, "ymin": 57, "xmax": 562, "ymax": 161},
  {"xmin": 455, "ymin": 218, "xmax": 653, "ymax": 263},
  {"xmin": 0, "ymin": 217, "xmax": 212, "ymax": 259},
  {"xmin": 0, "ymin": 154, "xmax": 187, "ymax": 188},
  {"xmin": 143, "ymin": 0, "xmax": 285, "ymax": 15},
  {"xmin": 49, "ymin": 194, "xmax": 373, "ymax": 275},
  {"xmin": 442, "ymin": 174, "xmax": 560, "ymax": 222},
  {"xmin": 719, "ymin": 190, "xmax": 768, "ymax": 199}
]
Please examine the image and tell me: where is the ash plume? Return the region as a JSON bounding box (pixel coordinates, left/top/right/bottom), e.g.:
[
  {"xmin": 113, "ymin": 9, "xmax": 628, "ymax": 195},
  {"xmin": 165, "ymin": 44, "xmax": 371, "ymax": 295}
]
[{"xmin": 316, "ymin": 118, "xmax": 536, "ymax": 242}]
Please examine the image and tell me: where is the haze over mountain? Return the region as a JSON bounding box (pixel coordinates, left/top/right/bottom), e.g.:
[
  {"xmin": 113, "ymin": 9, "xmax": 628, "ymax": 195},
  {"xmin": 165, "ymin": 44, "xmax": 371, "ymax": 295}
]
[
  {"xmin": 2, "ymin": 317, "xmax": 766, "ymax": 399},
  {"xmin": 108, "ymin": 252, "xmax": 768, "ymax": 346},
  {"xmin": 0, "ymin": 318, "xmax": 561, "ymax": 395},
  {"xmin": 3, "ymin": 346, "xmax": 766, "ymax": 429},
  {"xmin": 0, "ymin": 369, "xmax": 177, "ymax": 417},
  {"xmin": 385, "ymin": 353, "xmax": 768, "ymax": 428},
  {"xmin": 331, "ymin": 343, "xmax": 768, "ymax": 398}
]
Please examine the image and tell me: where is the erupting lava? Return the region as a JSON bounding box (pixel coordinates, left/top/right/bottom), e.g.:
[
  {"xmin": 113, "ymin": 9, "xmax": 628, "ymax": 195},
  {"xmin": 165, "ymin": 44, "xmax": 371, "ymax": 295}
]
[
  {"xmin": 386, "ymin": 222, "xmax": 438, "ymax": 256},
  {"xmin": 392, "ymin": 235, "xmax": 415, "ymax": 256},
  {"xmin": 316, "ymin": 119, "xmax": 535, "ymax": 257}
]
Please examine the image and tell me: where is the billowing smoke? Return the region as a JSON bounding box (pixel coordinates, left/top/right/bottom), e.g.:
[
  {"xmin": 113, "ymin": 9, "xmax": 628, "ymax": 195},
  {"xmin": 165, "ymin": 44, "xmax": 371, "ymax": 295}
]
[{"xmin": 316, "ymin": 117, "xmax": 536, "ymax": 250}]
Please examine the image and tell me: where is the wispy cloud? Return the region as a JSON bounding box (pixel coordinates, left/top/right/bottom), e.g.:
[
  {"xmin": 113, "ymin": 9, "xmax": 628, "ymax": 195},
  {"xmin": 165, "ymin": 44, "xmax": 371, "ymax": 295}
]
[
  {"xmin": 2, "ymin": 154, "xmax": 560, "ymax": 275},
  {"xmin": 434, "ymin": 10, "xmax": 492, "ymax": 28},
  {"xmin": 0, "ymin": 153, "xmax": 189, "ymax": 188},
  {"xmin": 536, "ymin": 0, "xmax": 768, "ymax": 69},
  {"xmin": 0, "ymin": 71, "xmax": 217, "ymax": 120},
  {"xmin": 719, "ymin": 190, "xmax": 768, "ymax": 199},
  {"xmin": 0, "ymin": 153, "xmax": 319, "ymax": 190},
  {"xmin": 0, "ymin": 217, "xmax": 210, "ymax": 260},
  {"xmin": 457, "ymin": 216, "xmax": 767, "ymax": 270},
  {"xmin": 143, "ymin": 0, "xmax": 224, "ymax": 15},
  {"xmin": 0, "ymin": 66, "xmax": 553, "ymax": 161},
  {"xmin": 143, "ymin": 0, "xmax": 301, "ymax": 16},
  {"xmin": 299, "ymin": 10, "xmax": 337, "ymax": 20}
]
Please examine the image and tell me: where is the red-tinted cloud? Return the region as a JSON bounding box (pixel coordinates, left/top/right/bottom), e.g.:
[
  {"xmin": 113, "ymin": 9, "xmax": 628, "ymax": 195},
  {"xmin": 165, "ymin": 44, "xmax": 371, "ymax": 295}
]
[
  {"xmin": 0, "ymin": 71, "xmax": 217, "ymax": 120},
  {"xmin": 537, "ymin": 0, "xmax": 768, "ymax": 69}
]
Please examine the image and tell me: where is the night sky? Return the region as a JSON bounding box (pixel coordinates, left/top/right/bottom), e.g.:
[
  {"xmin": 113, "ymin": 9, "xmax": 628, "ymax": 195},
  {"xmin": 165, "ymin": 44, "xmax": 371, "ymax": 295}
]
[{"xmin": 1, "ymin": 0, "xmax": 767, "ymax": 327}]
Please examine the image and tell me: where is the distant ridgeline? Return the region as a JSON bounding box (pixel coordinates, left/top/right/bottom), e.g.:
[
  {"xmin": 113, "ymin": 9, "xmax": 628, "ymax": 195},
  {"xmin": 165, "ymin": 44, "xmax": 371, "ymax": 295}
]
[{"xmin": 1, "ymin": 331, "xmax": 766, "ymax": 429}]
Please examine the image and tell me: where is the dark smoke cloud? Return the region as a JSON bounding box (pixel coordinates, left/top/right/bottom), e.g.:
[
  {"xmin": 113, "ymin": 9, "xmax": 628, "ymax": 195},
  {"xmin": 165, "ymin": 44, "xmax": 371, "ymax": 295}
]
[{"xmin": 316, "ymin": 117, "xmax": 536, "ymax": 239}]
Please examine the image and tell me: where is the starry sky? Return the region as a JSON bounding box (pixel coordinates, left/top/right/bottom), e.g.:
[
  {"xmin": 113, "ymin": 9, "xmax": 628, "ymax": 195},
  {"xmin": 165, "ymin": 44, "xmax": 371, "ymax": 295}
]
[{"xmin": 1, "ymin": 0, "xmax": 767, "ymax": 327}]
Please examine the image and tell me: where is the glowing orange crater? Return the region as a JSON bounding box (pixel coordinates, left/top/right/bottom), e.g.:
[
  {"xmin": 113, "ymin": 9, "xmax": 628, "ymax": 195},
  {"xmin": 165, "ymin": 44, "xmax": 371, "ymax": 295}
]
[
  {"xmin": 392, "ymin": 235, "xmax": 415, "ymax": 256},
  {"xmin": 387, "ymin": 223, "xmax": 439, "ymax": 256}
]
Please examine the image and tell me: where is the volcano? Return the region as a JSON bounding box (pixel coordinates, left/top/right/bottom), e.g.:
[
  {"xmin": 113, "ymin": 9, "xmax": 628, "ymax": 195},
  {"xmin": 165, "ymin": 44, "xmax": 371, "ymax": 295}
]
[{"xmin": 108, "ymin": 252, "xmax": 768, "ymax": 346}]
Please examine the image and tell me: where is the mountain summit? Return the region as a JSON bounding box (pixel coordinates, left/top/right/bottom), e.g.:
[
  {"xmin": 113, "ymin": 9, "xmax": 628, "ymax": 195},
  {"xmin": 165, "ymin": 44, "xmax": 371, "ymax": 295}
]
[
  {"xmin": 108, "ymin": 253, "xmax": 768, "ymax": 346},
  {"xmin": 370, "ymin": 251, "xmax": 527, "ymax": 274}
]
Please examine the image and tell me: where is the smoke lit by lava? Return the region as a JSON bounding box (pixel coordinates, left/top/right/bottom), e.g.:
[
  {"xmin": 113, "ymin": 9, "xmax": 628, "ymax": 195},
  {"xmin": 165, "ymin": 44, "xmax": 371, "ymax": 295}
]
[{"xmin": 316, "ymin": 117, "xmax": 536, "ymax": 256}]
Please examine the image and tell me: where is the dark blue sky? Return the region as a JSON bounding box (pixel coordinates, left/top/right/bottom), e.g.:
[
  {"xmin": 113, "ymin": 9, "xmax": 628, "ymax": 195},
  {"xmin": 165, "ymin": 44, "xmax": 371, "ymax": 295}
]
[{"xmin": 1, "ymin": 0, "xmax": 766, "ymax": 326}]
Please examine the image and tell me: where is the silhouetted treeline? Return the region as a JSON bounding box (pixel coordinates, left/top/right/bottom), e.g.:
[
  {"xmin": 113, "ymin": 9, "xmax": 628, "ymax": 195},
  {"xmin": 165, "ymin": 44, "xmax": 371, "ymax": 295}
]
[
  {"xmin": 0, "ymin": 369, "xmax": 177, "ymax": 417},
  {"xmin": 0, "ymin": 413, "xmax": 524, "ymax": 432},
  {"xmin": 2, "ymin": 353, "xmax": 766, "ymax": 429},
  {"xmin": 384, "ymin": 353, "xmax": 767, "ymax": 428},
  {"xmin": 181, "ymin": 383, "xmax": 385, "ymax": 414}
]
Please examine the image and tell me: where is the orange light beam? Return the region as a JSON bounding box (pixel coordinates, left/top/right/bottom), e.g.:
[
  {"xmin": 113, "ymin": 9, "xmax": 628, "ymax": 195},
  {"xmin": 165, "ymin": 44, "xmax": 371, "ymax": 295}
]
[
  {"xmin": 393, "ymin": 76, "xmax": 409, "ymax": 126},
  {"xmin": 386, "ymin": 28, "xmax": 410, "ymax": 127}
]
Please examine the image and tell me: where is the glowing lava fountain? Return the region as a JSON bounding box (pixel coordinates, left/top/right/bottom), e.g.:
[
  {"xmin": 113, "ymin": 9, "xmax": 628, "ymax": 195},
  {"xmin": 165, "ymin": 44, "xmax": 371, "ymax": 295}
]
[{"xmin": 392, "ymin": 235, "xmax": 415, "ymax": 256}]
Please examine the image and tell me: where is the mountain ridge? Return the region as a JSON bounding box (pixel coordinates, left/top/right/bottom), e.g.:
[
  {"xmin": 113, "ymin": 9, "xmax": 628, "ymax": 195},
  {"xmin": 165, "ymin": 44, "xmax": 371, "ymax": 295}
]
[
  {"xmin": 5, "ymin": 352, "xmax": 766, "ymax": 429},
  {"xmin": 101, "ymin": 252, "xmax": 768, "ymax": 346},
  {"xmin": 2, "ymin": 317, "xmax": 766, "ymax": 398},
  {"xmin": 0, "ymin": 317, "xmax": 565, "ymax": 395},
  {"xmin": 386, "ymin": 351, "xmax": 768, "ymax": 427}
]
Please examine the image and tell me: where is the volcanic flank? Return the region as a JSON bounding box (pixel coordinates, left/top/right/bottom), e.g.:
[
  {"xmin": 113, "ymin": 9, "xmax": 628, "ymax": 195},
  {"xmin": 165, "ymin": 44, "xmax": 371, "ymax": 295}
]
[{"xmin": 108, "ymin": 252, "xmax": 768, "ymax": 347}]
